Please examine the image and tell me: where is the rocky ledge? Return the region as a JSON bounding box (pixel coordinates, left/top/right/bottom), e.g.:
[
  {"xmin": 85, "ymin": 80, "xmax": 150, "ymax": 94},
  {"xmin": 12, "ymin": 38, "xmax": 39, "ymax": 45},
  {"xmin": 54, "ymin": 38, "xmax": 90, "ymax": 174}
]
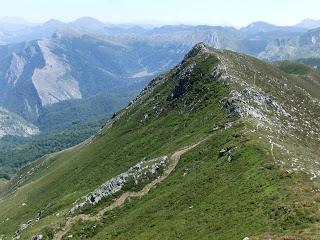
[{"xmin": 70, "ymin": 156, "xmax": 168, "ymax": 214}]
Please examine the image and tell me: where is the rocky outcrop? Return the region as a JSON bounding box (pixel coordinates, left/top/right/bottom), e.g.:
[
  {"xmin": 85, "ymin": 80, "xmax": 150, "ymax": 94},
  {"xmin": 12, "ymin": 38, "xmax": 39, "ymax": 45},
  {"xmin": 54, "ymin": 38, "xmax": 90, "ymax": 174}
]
[
  {"xmin": 221, "ymin": 97, "xmax": 241, "ymax": 118},
  {"xmin": 70, "ymin": 156, "xmax": 168, "ymax": 214},
  {"xmin": 167, "ymin": 63, "xmax": 195, "ymax": 101},
  {"xmin": 218, "ymin": 147, "xmax": 233, "ymax": 162},
  {"xmin": 31, "ymin": 234, "xmax": 43, "ymax": 240},
  {"xmin": 5, "ymin": 53, "xmax": 26, "ymax": 86}
]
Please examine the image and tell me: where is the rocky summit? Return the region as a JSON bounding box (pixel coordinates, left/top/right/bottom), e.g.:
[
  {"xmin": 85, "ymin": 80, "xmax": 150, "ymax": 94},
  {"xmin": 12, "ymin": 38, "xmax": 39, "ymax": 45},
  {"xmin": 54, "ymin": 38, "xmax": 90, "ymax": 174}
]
[{"xmin": 0, "ymin": 43, "xmax": 319, "ymax": 239}]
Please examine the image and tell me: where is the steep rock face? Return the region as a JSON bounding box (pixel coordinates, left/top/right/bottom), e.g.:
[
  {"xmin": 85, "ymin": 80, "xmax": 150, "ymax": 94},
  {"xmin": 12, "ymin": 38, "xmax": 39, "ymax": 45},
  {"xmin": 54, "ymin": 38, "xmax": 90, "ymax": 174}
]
[
  {"xmin": 299, "ymin": 28, "xmax": 320, "ymax": 46},
  {"xmin": 32, "ymin": 39, "xmax": 82, "ymax": 106},
  {"xmin": 0, "ymin": 41, "xmax": 44, "ymax": 123},
  {"xmin": 5, "ymin": 53, "xmax": 26, "ymax": 86},
  {"xmin": 0, "ymin": 33, "xmax": 153, "ymax": 127}
]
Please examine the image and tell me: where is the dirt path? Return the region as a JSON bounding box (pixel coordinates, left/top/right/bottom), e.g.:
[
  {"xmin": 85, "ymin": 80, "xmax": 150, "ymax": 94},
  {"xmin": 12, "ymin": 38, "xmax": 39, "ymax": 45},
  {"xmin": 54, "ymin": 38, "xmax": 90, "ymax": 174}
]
[
  {"xmin": 269, "ymin": 137, "xmax": 276, "ymax": 163},
  {"xmin": 53, "ymin": 139, "xmax": 206, "ymax": 240}
]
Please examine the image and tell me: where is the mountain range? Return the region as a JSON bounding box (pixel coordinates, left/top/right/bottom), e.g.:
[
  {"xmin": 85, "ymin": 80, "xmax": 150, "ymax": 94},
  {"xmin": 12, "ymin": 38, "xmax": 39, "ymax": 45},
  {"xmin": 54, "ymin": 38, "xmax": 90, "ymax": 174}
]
[
  {"xmin": 2, "ymin": 17, "xmax": 320, "ymax": 134},
  {"xmin": 1, "ymin": 17, "xmax": 320, "ymax": 177}
]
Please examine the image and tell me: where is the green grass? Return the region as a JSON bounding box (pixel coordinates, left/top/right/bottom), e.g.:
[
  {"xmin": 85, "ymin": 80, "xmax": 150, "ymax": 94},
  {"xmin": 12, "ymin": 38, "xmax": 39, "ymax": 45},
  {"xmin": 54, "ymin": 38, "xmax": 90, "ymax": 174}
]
[
  {"xmin": 296, "ymin": 58, "xmax": 320, "ymax": 70},
  {"xmin": 66, "ymin": 124, "xmax": 318, "ymax": 240},
  {"xmin": 275, "ymin": 61, "xmax": 311, "ymax": 75}
]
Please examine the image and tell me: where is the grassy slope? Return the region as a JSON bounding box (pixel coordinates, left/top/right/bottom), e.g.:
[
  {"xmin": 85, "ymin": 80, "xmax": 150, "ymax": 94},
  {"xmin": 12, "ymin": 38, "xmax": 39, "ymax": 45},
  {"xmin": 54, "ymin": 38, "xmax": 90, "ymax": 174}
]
[
  {"xmin": 297, "ymin": 58, "xmax": 320, "ymax": 70},
  {"xmin": 0, "ymin": 52, "xmax": 227, "ymax": 238},
  {"xmin": 68, "ymin": 126, "xmax": 318, "ymax": 240},
  {"xmin": 275, "ymin": 61, "xmax": 311, "ymax": 75},
  {"xmin": 0, "ymin": 46, "xmax": 319, "ymax": 239},
  {"xmin": 273, "ymin": 60, "xmax": 320, "ymax": 98}
]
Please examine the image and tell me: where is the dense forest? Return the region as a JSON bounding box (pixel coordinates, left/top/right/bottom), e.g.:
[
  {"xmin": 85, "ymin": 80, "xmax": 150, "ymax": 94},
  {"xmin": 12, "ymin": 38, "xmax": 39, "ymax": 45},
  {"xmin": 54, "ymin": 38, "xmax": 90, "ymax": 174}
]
[{"xmin": 0, "ymin": 119, "xmax": 106, "ymax": 177}]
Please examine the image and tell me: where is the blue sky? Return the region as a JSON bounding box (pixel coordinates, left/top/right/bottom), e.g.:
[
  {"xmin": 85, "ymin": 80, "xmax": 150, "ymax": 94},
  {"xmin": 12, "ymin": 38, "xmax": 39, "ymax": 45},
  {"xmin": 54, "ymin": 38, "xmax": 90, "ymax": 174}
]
[{"xmin": 0, "ymin": 0, "xmax": 319, "ymax": 27}]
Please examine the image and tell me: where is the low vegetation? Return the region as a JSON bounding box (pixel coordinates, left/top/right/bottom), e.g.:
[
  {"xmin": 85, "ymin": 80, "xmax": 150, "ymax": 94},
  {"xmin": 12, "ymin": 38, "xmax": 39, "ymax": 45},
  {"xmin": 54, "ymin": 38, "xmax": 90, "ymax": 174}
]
[{"xmin": 275, "ymin": 61, "xmax": 311, "ymax": 75}]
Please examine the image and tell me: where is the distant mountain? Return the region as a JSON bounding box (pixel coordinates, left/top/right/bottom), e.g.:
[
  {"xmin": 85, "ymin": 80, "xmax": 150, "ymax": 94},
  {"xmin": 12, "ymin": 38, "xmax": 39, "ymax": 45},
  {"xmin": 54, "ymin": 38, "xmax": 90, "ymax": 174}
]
[
  {"xmin": 2, "ymin": 18, "xmax": 320, "ymax": 137},
  {"xmin": 241, "ymin": 21, "xmax": 282, "ymax": 33},
  {"xmin": 299, "ymin": 27, "xmax": 320, "ymax": 45},
  {"xmin": 0, "ymin": 17, "xmax": 33, "ymax": 31},
  {"xmin": 0, "ymin": 33, "xmax": 144, "ymax": 125},
  {"xmin": 241, "ymin": 21, "xmax": 306, "ymax": 34},
  {"xmin": 39, "ymin": 19, "xmax": 66, "ymax": 32},
  {"xmin": 71, "ymin": 16, "xmax": 106, "ymax": 32},
  {"xmin": 2, "ymin": 18, "xmax": 320, "ymax": 61},
  {"xmin": 104, "ymin": 24, "xmax": 149, "ymax": 35},
  {"xmin": 103, "ymin": 23, "xmax": 318, "ymax": 60},
  {"xmin": 295, "ymin": 18, "xmax": 320, "ymax": 29},
  {"xmin": 257, "ymin": 27, "xmax": 320, "ymax": 60},
  {"xmin": 0, "ymin": 30, "xmax": 189, "ymax": 134}
]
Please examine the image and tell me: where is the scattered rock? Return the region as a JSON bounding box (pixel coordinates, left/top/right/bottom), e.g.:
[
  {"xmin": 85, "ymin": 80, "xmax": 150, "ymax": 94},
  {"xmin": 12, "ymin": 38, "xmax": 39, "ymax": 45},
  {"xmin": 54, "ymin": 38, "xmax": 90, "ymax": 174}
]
[
  {"xmin": 155, "ymin": 106, "xmax": 163, "ymax": 117},
  {"xmin": 218, "ymin": 147, "xmax": 234, "ymax": 162},
  {"xmin": 12, "ymin": 235, "xmax": 20, "ymax": 240},
  {"xmin": 31, "ymin": 234, "xmax": 43, "ymax": 240},
  {"xmin": 219, "ymin": 149, "xmax": 226, "ymax": 157},
  {"xmin": 70, "ymin": 156, "xmax": 168, "ymax": 214},
  {"xmin": 221, "ymin": 97, "xmax": 240, "ymax": 117},
  {"xmin": 227, "ymin": 147, "xmax": 233, "ymax": 162},
  {"xmin": 20, "ymin": 223, "xmax": 29, "ymax": 231},
  {"xmin": 211, "ymin": 66, "xmax": 222, "ymax": 79}
]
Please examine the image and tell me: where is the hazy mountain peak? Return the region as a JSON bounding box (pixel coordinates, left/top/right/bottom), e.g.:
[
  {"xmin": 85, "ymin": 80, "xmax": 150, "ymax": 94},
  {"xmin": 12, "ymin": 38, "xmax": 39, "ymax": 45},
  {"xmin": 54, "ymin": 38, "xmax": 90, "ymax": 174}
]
[
  {"xmin": 42, "ymin": 19, "xmax": 65, "ymax": 27},
  {"xmin": 296, "ymin": 18, "xmax": 320, "ymax": 29},
  {"xmin": 73, "ymin": 16, "xmax": 104, "ymax": 24},
  {"xmin": 241, "ymin": 21, "xmax": 279, "ymax": 33},
  {"xmin": 72, "ymin": 16, "xmax": 106, "ymax": 31}
]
